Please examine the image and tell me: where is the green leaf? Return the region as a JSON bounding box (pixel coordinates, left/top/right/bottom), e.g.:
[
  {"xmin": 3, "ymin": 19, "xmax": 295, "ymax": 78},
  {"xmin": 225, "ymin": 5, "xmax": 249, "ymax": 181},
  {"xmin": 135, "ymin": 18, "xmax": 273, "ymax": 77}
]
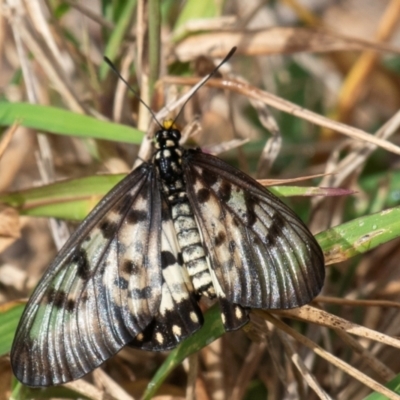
[
  {"xmin": 363, "ymin": 374, "xmax": 400, "ymax": 399},
  {"xmin": 316, "ymin": 207, "xmax": 400, "ymax": 264},
  {"xmin": 0, "ymin": 176, "xmax": 330, "ymax": 221},
  {"xmin": 359, "ymin": 170, "xmax": 400, "ymax": 214},
  {"xmin": 0, "ymin": 174, "xmax": 125, "ymax": 220},
  {"xmin": 0, "ymin": 102, "xmax": 143, "ymax": 144},
  {"xmin": 11, "ymin": 380, "xmax": 86, "ymax": 400},
  {"xmin": 0, "ymin": 302, "xmax": 25, "ymax": 357},
  {"xmin": 100, "ymin": 0, "xmax": 138, "ymax": 81},
  {"xmin": 174, "ymin": 0, "xmax": 222, "ymax": 28},
  {"xmin": 172, "ymin": 0, "xmax": 223, "ymax": 41}
]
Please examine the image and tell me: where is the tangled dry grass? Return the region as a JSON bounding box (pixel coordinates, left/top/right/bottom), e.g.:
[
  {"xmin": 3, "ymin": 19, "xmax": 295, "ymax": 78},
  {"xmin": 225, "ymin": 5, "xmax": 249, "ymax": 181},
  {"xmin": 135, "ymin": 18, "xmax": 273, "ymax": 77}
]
[{"xmin": 2, "ymin": 1, "xmax": 400, "ymax": 399}]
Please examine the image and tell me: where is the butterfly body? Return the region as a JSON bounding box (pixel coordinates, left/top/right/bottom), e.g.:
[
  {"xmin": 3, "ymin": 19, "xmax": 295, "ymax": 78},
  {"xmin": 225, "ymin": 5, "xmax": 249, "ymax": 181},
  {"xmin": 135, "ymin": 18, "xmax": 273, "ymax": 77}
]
[
  {"xmin": 11, "ymin": 123, "xmax": 325, "ymax": 387},
  {"xmin": 154, "ymin": 127, "xmax": 216, "ymax": 300}
]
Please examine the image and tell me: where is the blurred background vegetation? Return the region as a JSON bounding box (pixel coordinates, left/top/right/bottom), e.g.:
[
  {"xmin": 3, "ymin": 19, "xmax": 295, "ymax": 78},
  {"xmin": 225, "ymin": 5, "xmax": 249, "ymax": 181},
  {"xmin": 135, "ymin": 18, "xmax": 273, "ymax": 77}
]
[{"xmin": 2, "ymin": 0, "xmax": 400, "ymax": 399}]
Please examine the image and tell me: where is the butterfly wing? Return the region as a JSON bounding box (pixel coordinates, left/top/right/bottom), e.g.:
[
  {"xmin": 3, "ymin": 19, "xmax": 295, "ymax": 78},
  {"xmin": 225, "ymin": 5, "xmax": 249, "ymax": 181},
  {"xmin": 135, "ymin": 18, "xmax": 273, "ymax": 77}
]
[
  {"xmin": 130, "ymin": 198, "xmax": 203, "ymax": 350},
  {"xmin": 183, "ymin": 150, "xmax": 325, "ymax": 330},
  {"xmin": 11, "ymin": 164, "xmax": 163, "ymax": 386}
]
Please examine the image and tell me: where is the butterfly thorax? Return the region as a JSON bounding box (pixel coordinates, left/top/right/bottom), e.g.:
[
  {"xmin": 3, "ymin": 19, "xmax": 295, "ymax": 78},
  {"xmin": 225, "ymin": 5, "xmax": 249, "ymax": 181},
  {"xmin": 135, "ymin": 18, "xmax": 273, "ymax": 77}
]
[
  {"xmin": 154, "ymin": 126, "xmax": 216, "ymax": 299},
  {"xmin": 154, "ymin": 128, "xmax": 186, "ymax": 203}
]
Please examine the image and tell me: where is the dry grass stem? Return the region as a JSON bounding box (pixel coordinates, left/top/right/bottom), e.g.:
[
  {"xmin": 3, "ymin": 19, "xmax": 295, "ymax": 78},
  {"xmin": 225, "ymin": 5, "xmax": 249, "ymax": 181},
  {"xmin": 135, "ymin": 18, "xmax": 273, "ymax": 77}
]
[
  {"xmin": 230, "ymin": 342, "xmax": 267, "ymax": 400},
  {"xmin": 271, "ymin": 306, "xmax": 400, "ymax": 350},
  {"xmin": 163, "ymin": 76, "xmax": 400, "ymax": 156},
  {"xmin": 276, "ymin": 330, "xmax": 333, "ymax": 400},
  {"xmin": 174, "ymin": 28, "xmax": 400, "ymax": 62},
  {"xmin": 338, "ymin": 0, "xmax": 400, "ymax": 120},
  {"xmin": 92, "ymin": 369, "xmax": 135, "ymax": 400},
  {"xmin": 3, "ymin": 2, "xmax": 400, "ymax": 399},
  {"xmin": 264, "ymin": 313, "xmax": 400, "ymax": 400},
  {"xmin": 0, "ymin": 123, "xmax": 18, "ymax": 160}
]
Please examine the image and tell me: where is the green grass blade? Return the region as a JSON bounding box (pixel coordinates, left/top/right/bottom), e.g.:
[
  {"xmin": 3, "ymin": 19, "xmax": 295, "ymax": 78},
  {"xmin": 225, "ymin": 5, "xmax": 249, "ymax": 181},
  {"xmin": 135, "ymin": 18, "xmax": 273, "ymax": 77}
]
[
  {"xmin": 0, "ymin": 173, "xmax": 331, "ymax": 220},
  {"xmin": 0, "ymin": 302, "xmax": 25, "ymax": 357},
  {"xmin": 0, "ymin": 102, "xmax": 143, "ymax": 143},
  {"xmin": 0, "ymin": 174, "xmax": 125, "ymax": 220},
  {"xmin": 148, "ymin": 0, "xmax": 161, "ymax": 98},
  {"xmin": 363, "ymin": 374, "xmax": 400, "ymax": 399},
  {"xmin": 172, "ymin": 0, "xmax": 223, "ymax": 42},
  {"xmin": 11, "ymin": 380, "xmax": 87, "ymax": 400},
  {"xmin": 316, "ymin": 207, "xmax": 400, "ymax": 264},
  {"xmin": 100, "ymin": 0, "xmax": 138, "ymax": 81}
]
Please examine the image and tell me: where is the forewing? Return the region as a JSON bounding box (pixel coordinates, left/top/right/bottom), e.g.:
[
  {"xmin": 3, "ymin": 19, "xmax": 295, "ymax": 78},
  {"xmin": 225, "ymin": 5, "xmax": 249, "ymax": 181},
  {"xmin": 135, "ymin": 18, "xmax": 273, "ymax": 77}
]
[
  {"xmin": 11, "ymin": 164, "xmax": 163, "ymax": 386},
  {"xmin": 130, "ymin": 198, "xmax": 203, "ymax": 350},
  {"xmin": 183, "ymin": 150, "xmax": 325, "ymax": 314}
]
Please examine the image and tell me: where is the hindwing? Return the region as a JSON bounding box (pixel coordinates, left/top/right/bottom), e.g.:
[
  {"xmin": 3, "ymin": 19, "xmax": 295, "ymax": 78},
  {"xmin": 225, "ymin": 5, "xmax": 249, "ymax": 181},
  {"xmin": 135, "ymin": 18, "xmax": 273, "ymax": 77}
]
[
  {"xmin": 130, "ymin": 198, "xmax": 203, "ymax": 350},
  {"xmin": 183, "ymin": 150, "xmax": 325, "ymax": 314}
]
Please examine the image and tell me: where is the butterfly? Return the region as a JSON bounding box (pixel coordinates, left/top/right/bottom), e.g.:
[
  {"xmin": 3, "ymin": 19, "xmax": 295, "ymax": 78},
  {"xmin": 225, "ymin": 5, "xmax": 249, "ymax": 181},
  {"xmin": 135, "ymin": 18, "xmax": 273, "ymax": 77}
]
[{"xmin": 10, "ymin": 48, "xmax": 325, "ymax": 387}]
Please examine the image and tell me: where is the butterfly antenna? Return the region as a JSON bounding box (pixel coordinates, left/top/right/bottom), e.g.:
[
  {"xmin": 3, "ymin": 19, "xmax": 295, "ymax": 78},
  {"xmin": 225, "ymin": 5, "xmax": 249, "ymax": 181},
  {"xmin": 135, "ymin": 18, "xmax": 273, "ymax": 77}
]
[
  {"xmin": 104, "ymin": 56, "xmax": 163, "ymax": 129},
  {"xmin": 171, "ymin": 46, "xmax": 237, "ymax": 128}
]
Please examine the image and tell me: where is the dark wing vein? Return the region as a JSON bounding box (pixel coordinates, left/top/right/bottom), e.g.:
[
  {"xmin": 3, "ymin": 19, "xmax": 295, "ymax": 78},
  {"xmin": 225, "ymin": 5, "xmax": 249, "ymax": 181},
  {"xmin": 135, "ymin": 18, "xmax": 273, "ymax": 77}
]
[
  {"xmin": 11, "ymin": 164, "xmax": 163, "ymax": 387},
  {"xmin": 183, "ymin": 150, "xmax": 325, "ymax": 312}
]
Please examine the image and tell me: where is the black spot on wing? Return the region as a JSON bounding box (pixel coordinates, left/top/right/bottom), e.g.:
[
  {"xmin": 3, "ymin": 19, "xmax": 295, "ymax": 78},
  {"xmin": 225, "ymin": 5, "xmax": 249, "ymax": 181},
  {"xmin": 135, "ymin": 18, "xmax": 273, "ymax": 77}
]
[
  {"xmin": 214, "ymin": 231, "xmax": 226, "ymax": 247},
  {"xmin": 122, "ymin": 260, "xmax": 139, "ymax": 275},
  {"xmin": 46, "ymin": 289, "xmax": 75, "ymax": 313},
  {"xmin": 197, "ymin": 188, "xmax": 210, "ymax": 203},
  {"xmin": 161, "ymin": 251, "xmax": 177, "ymax": 268},
  {"xmin": 218, "ymin": 181, "xmax": 232, "ymax": 202},
  {"xmin": 228, "ymin": 240, "xmax": 236, "ymax": 253},
  {"xmin": 130, "ymin": 286, "xmax": 153, "ymax": 299},
  {"xmin": 99, "ymin": 220, "xmax": 118, "ymax": 239},
  {"xmin": 114, "ymin": 276, "xmax": 129, "ymax": 289},
  {"xmin": 47, "ymin": 288, "xmax": 67, "ymax": 308},
  {"xmin": 126, "ymin": 209, "xmax": 147, "ymax": 224},
  {"xmin": 73, "ymin": 248, "xmax": 90, "ymax": 280},
  {"xmin": 264, "ymin": 214, "xmax": 284, "ymax": 246},
  {"xmin": 201, "ymin": 169, "xmax": 218, "ymax": 186},
  {"xmin": 66, "ymin": 298, "xmax": 76, "ymax": 312},
  {"xmin": 244, "ymin": 191, "xmax": 258, "ymax": 227}
]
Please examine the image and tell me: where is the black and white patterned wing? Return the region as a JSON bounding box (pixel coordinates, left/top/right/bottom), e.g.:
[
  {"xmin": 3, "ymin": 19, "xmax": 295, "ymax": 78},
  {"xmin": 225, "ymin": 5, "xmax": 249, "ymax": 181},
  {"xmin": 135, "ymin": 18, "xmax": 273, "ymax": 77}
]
[
  {"xmin": 130, "ymin": 199, "xmax": 203, "ymax": 350},
  {"xmin": 11, "ymin": 164, "xmax": 163, "ymax": 387},
  {"xmin": 183, "ymin": 150, "xmax": 325, "ymax": 329}
]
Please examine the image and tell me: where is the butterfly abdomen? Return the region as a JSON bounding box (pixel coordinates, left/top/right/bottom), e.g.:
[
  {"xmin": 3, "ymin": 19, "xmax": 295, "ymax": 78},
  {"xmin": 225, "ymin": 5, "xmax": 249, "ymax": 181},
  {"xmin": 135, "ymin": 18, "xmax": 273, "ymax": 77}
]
[{"xmin": 154, "ymin": 128, "xmax": 215, "ymax": 299}]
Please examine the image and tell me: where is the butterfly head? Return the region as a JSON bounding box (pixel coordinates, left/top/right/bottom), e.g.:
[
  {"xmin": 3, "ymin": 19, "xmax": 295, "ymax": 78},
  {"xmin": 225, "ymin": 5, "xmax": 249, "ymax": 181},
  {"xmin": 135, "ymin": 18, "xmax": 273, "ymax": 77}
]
[{"xmin": 154, "ymin": 120, "xmax": 181, "ymax": 150}]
